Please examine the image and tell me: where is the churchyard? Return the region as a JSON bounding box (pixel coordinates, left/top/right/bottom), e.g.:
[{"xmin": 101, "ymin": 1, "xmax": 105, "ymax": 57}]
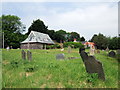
[{"xmin": 2, "ymin": 48, "xmax": 118, "ymax": 88}]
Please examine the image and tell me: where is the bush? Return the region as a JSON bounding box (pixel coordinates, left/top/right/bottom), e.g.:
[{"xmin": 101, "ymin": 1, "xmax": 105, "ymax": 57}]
[
  {"xmin": 63, "ymin": 42, "xmax": 84, "ymax": 48},
  {"xmin": 46, "ymin": 44, "xmax": 61, "ymax": 49}
]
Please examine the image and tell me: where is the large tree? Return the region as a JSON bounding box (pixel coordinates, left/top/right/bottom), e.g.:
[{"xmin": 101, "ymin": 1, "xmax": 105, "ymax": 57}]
[
  {"xmin": 1, "ymin": 15, "xmax": 26, "ymax": 48},
  {"xmin": 92, "ymin": 33, "xmax": 108, "ymax": 49},
  {"xmin": 54, "ymin": 30, "xmax": 67, "ymax": 43},
  {"xmin": 70, "ymin": 32, "xmax": 80, "ymax": 41},
  {"xmin": 27, "ymin": 19, "xmax": 48, "ymax": 35}
]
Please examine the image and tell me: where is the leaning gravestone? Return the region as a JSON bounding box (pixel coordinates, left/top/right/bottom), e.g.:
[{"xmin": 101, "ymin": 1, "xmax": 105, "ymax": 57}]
[
  {"xmin": 21, "ymin": 50, "xmax": 26, "ymax": 60},
  {"xmin": 56, "ymin": 54, "xmax": 65, "ymax": 60},
  {"xmin": 108, "ymin": 51, "xmax": 116, "ymax": 57},
  {"xmin": 84, "ymin": 56, "xmax": 105, "ymax": 80},
  {"xmin": 79, "ymin": 48, "xmax": 105, "ymax": 80},
  {"xmin": 27, "ymin": 50, "xmax": 32, "ymax": 61},
  {"xmin": 68, "ymin": 46, "xmax": 71, "ymax": 53}
]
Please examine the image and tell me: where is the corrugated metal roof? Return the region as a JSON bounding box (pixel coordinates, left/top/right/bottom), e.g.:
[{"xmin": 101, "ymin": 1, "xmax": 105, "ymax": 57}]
[{"xmin": 21, "ymin": 31, "xmax": 54, "ymax": 44}]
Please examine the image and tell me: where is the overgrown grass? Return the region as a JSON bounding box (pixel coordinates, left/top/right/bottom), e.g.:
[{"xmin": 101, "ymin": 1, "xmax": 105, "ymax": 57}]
[{"xmin": 2, "ymin": 48, "xmax": 118, "ymax": 88}]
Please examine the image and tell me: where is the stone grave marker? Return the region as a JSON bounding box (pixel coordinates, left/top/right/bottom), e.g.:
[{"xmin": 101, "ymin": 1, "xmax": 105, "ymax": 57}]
[
  {"xmin": 97, "ymin": 50, "xmax": 100, "ymax": 53},
  {"xmin": 80, "ymin": 51, "xmax": 88, "ymax": 62},
  {"xmin": 21, "ymin": 50, "xmax": 26, "ymax": 60},
  {"xmin": 56, "ymin": 54, "xmax": 65, "ymax": 60},
  {"xmin": 68, "ymin": 57, "xmax": 80, "ymax": 60},
  {"xmin": 108, "ymin": 51, "xmax": 116, "ymax": 57},
  {"xmin": 84, "ymin": 56, "xmax": 105, "ymax": 80},
  {"xmin": 106, "ymin": 47, "xmax": 109, "ymax": 52},
  {"xmin": 68, "ymin": 46, "xmax": 71, "ymax": 53},
  {"xmin": 116, "ymin": 49, "xmax": 120, "ymax": 55},
  {"xmin": 79, "ymin": 48, "xmax": 85, "ymax": 53},
  {"xmin": 79, "ymin": 50, "xmax": 105, "ymax": 80},
  {"xmin": 27, "ymin": 50, "xmax": 32, "ymax": 61},
  {"xmin": 89, "ymin": 48, "xmax": 95, "ymax": 56}
]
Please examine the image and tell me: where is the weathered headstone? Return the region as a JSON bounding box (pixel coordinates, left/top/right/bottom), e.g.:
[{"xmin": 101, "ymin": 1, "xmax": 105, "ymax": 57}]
[
  {"xmin": 116, "ymin": 49, "xmax": 120, "ymax": 55},
  {"xmin": 97, "ymin": 50, "xmax": 100, "ymax": 53},
  {"xmin": 106, "ymin": 47, "xmax": 109, "ymax": 52},
  {"xmin": 84, "ymin": 56, "xmax": 105, "ymax": 80},
  {"xmin": 79, "ymin": 48, "xmax": 85, "ymax": 53},
  {"xmin": 56, "ymin": 54, "xmax": 65, "ymax": 60},
  {"xmin": 68, "ymin": 46, "xmax": 71, "ymax": 53},
  {"xmin": 79, "ymin": 49, "xmax": 105, "ymax": 80},
  {"xmin": 108, "ymin": 51, "xmax": 116, "ymax": 57},
  {"xmin": 89, "ymin": 48, "xmax": 95, "ymax": 56},
  {"xmin": 68, "ymin": 57, "xmax": 80, "ymax": 60},
  {"xmin": 80, "ymin": 51, "xmax": 88, "ymax": 62},
  {"xmin": 22, "ymin": 50, "xmax": 26, "ymax": 60},
  {"xmin": 27, "ymin": 50, "xmax": 32, "ymax": 61}
]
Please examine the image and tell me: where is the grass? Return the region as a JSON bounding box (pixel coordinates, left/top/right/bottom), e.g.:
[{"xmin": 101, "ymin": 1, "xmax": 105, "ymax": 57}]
[{"xmin": 2, "ymin": 48, "xmax": 119, "ymax": 88}]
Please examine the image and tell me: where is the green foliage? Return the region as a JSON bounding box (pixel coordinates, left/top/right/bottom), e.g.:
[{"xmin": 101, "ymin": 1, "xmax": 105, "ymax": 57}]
[
  {"xmin": 91, "ymin": 33, "xmax": 120, "ymax": 50},
  {"xmin": 27, "ymin": 19, "xmax": 48, "ymax": 35},
  {"xmin": 54, "ymin": 30, "xmax": 67, "ymax": 43},
  {"xmin": 108, "ymin": 37, "xmax": 120, "ymax": 50},
  {"xmin": 70, "ymin": 32, "xmax": 81, "ymax": 41},
  {"xmin": 63, "ymin": 42, "xmax": 84, "ymax": 48},
  {"xmin": 80, "ymin": 36, "xmax": 85, "ymax": 41},
  {"xmin": 91, "ymin": 33, "xmax": 108, "ymax": 49},
  {"xmin": 46, "ymin": 44, "xmax": 60, "ymax": 49},
  {"xmin": 1, "ymin": 15, "xmax": 26, "ymax": 48}
]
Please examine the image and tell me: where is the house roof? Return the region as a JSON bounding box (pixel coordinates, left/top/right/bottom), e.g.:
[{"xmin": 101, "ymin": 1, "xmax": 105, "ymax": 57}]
[
  {"xmin": 84, "ymin": 42, "xmax": 95, "ymax": 45},
  {"xmin": 21, "ymin": 31, "xmax": 55, "ymax": 44}
]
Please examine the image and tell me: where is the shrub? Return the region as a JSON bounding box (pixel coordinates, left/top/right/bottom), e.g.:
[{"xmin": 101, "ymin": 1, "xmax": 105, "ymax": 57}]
[
  {"xmin": 63, "ymin": 42, "xmax": 84, "ymax": 48},
  {"xmin": 46, "ymin": 44, "xmax": 61, "ymax": 49}
]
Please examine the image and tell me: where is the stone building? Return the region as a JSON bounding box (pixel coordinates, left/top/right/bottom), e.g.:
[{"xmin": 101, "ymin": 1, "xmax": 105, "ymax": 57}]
[{"xmin": 20, "ymin": 31, "xmax": 54, "ymax": 49}]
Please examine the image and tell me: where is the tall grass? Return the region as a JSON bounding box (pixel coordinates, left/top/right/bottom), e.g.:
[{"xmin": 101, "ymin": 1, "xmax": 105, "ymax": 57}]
[{"xmin": 2, "ymin": 48, "xmax": 118, "ymax": 88}]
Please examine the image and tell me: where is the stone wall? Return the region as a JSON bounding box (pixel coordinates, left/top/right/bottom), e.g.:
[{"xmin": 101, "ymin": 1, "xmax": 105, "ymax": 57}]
[{"xmin": 21, "ymin": 43, "xmax": 44, "ymax": 49}]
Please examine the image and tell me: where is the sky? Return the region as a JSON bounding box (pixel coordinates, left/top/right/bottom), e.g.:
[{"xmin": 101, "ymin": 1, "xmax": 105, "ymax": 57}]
[{"xmin": 1, "ymin": 0, "xmax": 119, "ymax": 41}]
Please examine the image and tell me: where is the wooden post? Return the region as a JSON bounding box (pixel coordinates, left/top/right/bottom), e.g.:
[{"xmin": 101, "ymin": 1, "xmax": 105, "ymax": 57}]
[
  {"xmin": 44, "ymin": 44, "xmax": 46, "ymax": 50},
  {"xmin": 3, "ymin": 32, "xmax": 4, "ymax": 49}
]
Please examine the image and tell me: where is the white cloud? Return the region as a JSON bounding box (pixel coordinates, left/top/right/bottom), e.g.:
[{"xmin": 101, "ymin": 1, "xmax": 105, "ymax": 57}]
[
  {"xmin": 34, "ymin": 3, "xmax": 118, "ymax": 40},
  {"xmin": 2, "ymin": 2, "xmax": 118, "ymax": 40},
  {"xmin": 2, "ymin": 0, "xmax": 120, "ymax": 2}
]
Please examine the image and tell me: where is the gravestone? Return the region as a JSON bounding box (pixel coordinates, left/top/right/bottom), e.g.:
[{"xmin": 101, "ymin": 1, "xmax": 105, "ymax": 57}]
[
  {"xmin": 56, "ymin": 54, "xmax": 65, "ymax": 60},
  {"xmin": 108, "ymin": 51, "xmax": 116, "ymax": 57},
  {"xmin": 106, "ymin": 47, "xmax": 109, "ymax": 52},
  {"xmin": 27, "ymin": 50, "xmax": 32, "ymax": 61},
  {"xmin": 68, "ymin": 57, "xmax": 80, "ymax": 60},
  {"xmin": 89, "ymin": 48, "xmax": 95, "ymax": 56},
  {"xmin": 21, "ymin": 50, "xmax": 26, "ymax": 60},
  {"xmin": 84, "ymin": 56, "xmax": 105, "ymax": 80},
  {"xmin": 80, "ymin": 51, "xmax": 88, "ymax": 62},
  {"xmin": 68, "ymin": 46, "xmax": 71, "ymax": 53},
  {"xmin": 116, "ymin": 49, "xmax": 120, "ymax": 55},
  {"xmin": 79, "ymin": 50, "xmax": 105, "ymax": 80},
  {"xmin": 97, "ymin": 50, "xmax": 100, "ymax": 53},
  {"xmin": 79, "ymin": 48, "xmax": 85, "ymax": 53}
]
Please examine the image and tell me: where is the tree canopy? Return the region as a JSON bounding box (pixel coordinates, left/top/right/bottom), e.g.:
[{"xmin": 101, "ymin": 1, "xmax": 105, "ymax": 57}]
[
  {"xmin": 1, "ymin": 15, "xmax": 26, "ymax": 48},
  {"xmin": 27, "ymin": 19, "xmax": 48, "ymax": 35}
]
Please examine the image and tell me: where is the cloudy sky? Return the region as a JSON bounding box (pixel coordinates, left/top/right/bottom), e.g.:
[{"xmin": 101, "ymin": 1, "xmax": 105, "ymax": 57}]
[{"xmin": 2, "ymin": 0, "xmax": 119, "ymax": 40}]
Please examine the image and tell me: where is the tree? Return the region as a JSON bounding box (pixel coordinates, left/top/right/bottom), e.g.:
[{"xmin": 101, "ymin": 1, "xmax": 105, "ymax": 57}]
[
  {"xmin": 54, "ymin": 30, "xmax": 67, "ymax": 43},
  {"xmin": 46, "ymin": 30, "xmax": 55, "ymax": 40},
  {"xmin": 92, "ymin": 33, "xmax": 108, "ymax": 49},
  {"xmin": 108, "ymin": 37, "xmax": 120, "ymax": 50},
  {"xmin": 80, "ymin": 36, "xmax": 85, "ymax": 41},
  {"xmin": 90, "ymin": 34, "xmax": 97, "ymax": 42},
  {"xmin": 70, "ymin": 32, "xmax": 80, "ymax": 41},
  {"xmin": 27, "ymin": 19, "xmax": 48, "ymax": 35},
  {"xmin": 1, "ymin": 15, "xmax": 26, "ymax": 48}
]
